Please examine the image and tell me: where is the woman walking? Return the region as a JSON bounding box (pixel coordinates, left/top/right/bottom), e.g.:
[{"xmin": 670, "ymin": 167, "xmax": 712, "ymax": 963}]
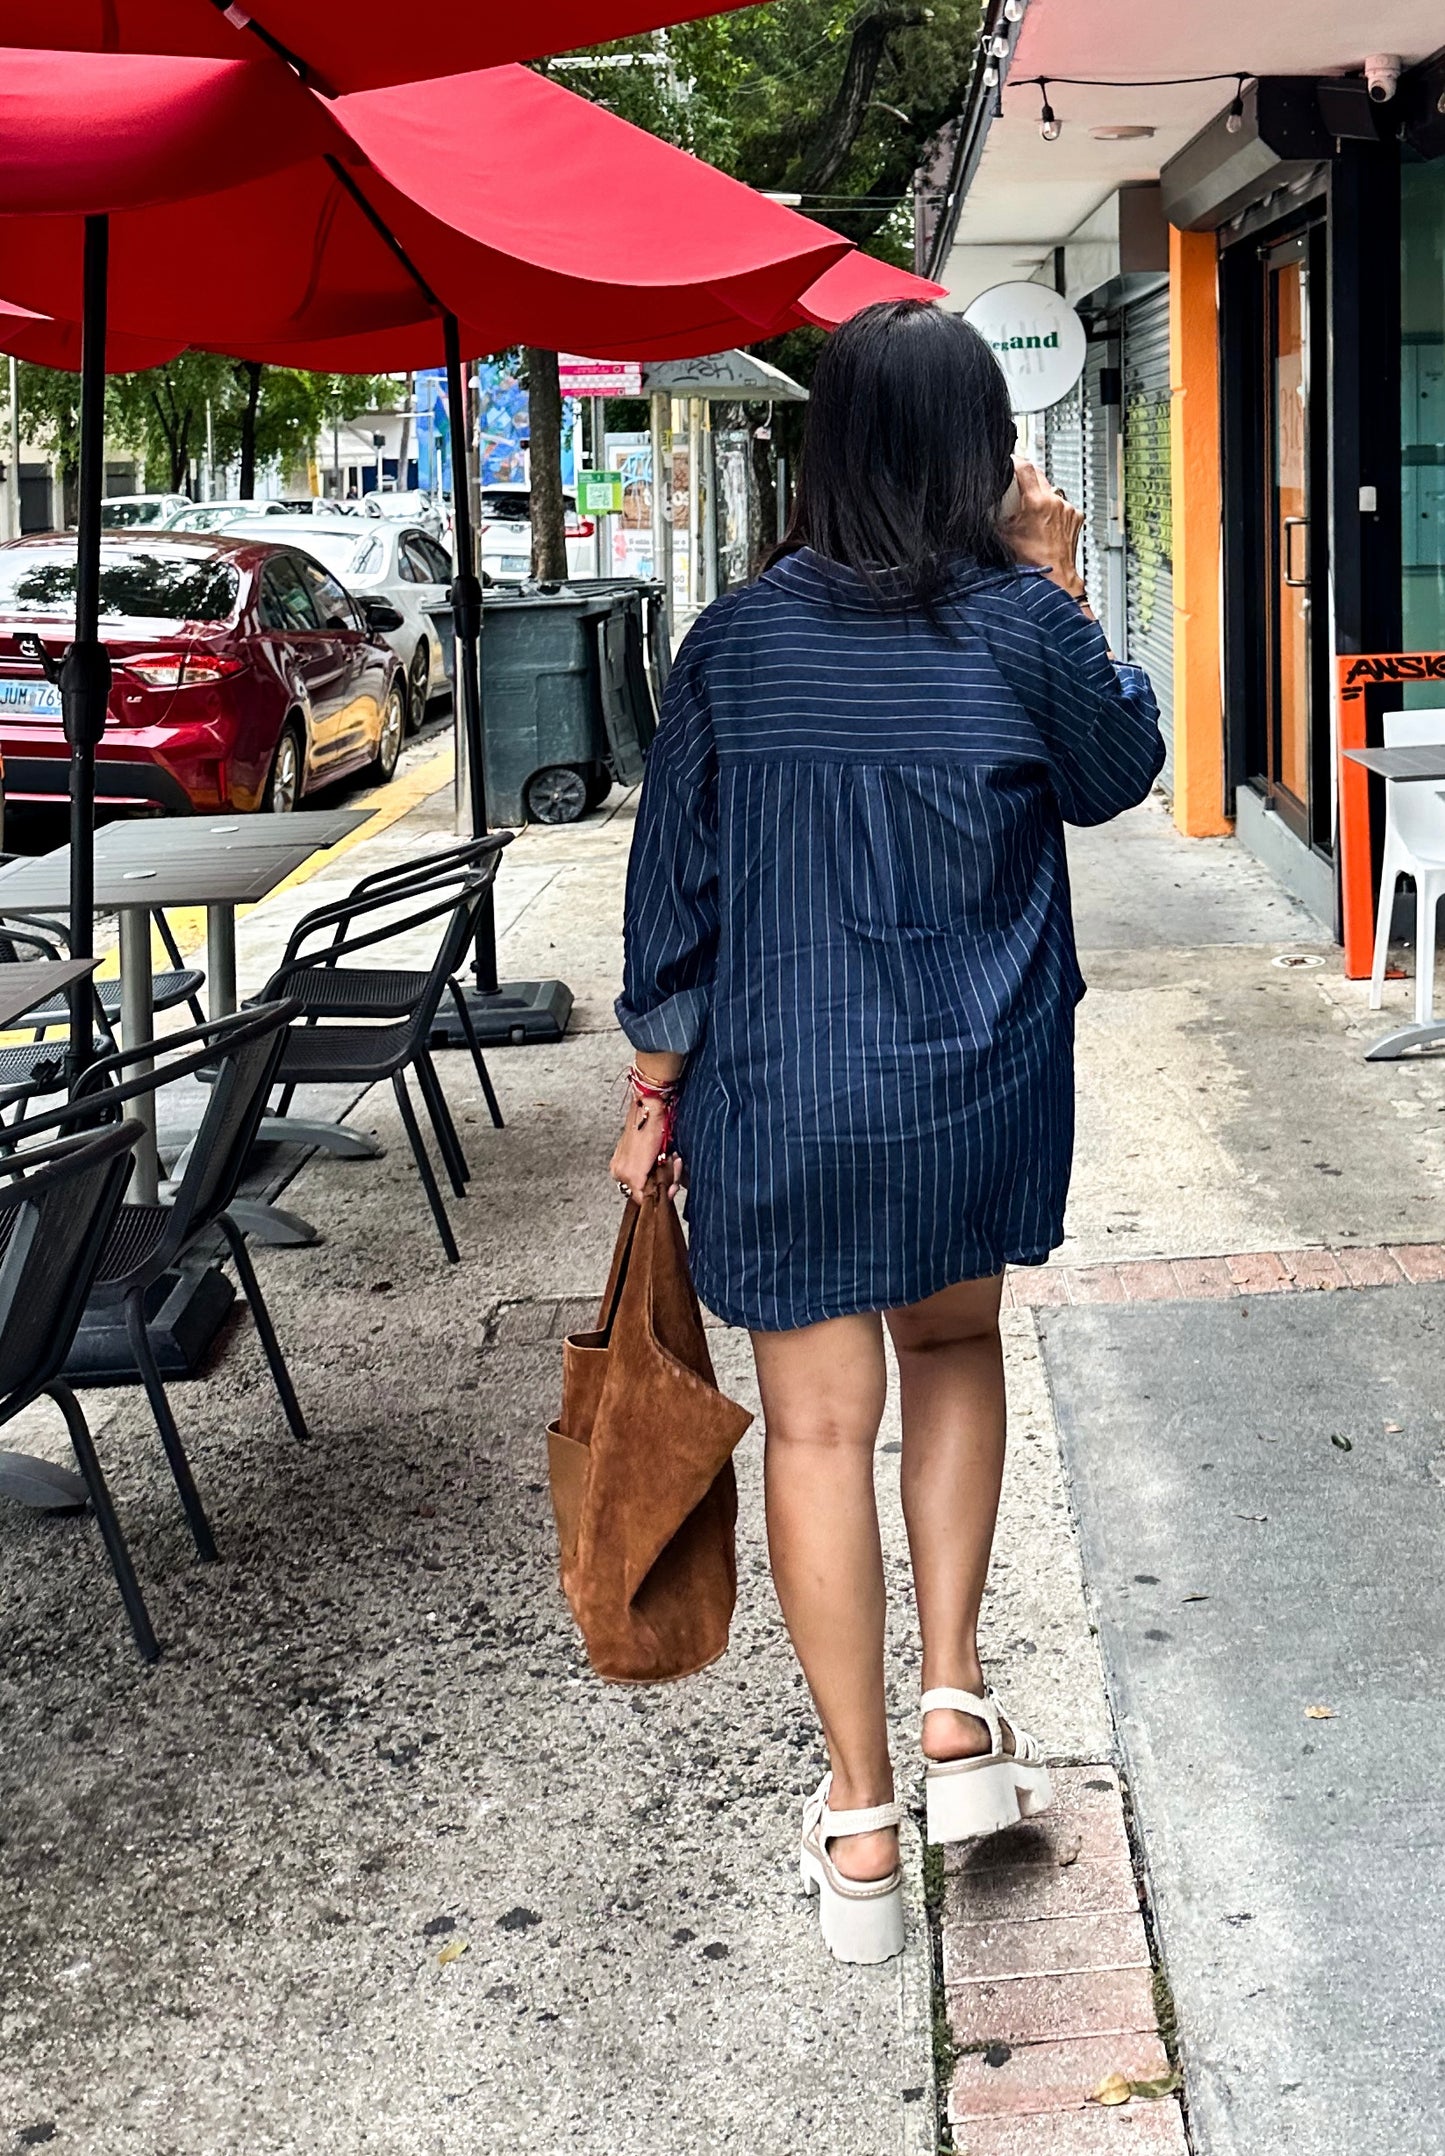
[{"xmin": 611, "ymin": 301, "xmax": 1163, "ymax": 1964}]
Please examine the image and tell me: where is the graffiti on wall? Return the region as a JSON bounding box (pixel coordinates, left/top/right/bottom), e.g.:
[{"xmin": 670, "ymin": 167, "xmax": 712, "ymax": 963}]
[{"xmin": 1123, "ymin": 391, "xmax": 1172, "ymax": 632}]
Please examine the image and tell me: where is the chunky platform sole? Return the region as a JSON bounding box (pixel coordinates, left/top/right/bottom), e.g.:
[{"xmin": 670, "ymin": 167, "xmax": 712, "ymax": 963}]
[
  {"xmin": 799, "ymin": 1847, "xmax": 906, "ymax": 1964},
  {"xmin": 924, "ymin": 1753, "xmax": 1053, "ymax": 1845}
]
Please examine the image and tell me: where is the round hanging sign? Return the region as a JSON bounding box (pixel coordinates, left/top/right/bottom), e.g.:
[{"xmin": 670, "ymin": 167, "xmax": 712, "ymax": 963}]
[{"xmin": 963, "ymin": 281, "xmax": 1087, "ymax": 414}]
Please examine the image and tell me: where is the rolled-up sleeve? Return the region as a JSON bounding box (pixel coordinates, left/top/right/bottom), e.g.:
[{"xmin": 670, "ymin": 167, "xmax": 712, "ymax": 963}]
[
  {"xmin": 1001, "ymin": 572, "xmax": 1166, "ymax": 827},
  {"xmin": 615, "ymin": 629, "xmax": 720, "ymax": 1055}
]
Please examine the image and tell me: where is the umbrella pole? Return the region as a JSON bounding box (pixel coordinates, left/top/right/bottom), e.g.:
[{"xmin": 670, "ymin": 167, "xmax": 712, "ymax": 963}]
[
  {"xmin": 439, "ymin": 313, "xmax": 572, "ymax": 1047},
  {"xmin": 65, "ymin": 214, "xmax": 112, "ymax": 1081}
]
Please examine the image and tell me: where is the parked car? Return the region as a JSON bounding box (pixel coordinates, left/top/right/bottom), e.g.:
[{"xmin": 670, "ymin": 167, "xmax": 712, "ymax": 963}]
[
  {"xmin": 161, "ymin": 499, "xmax": 294, "ymax": 533},
  {"xmin": 362, "ymin": 489, "xmax": 449, "ymax": 541},
  {"xmin": 100, "ymin": 494, "xmax": 190, "ymax": 530},
  {"xmin": 0, "ymin": 533, "xmax": 406, "ymax": 815},
  {"xmin": 479, "ymin": 486, "xmax": 596, "ymax": 585},
  {"xmin": 215, "ymin": 515, "xmax": 452, "ymax": 729}
]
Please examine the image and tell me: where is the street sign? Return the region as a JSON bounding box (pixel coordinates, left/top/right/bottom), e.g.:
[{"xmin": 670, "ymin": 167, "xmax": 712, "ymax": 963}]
[
  {"xmin": 577, "ymin": 468, "xmax": 624, "ymax": 515},
  {"xmin": 963, "ymin": 282, "xmax": 1087, "ymax": 415},
  {"xmin": 559, "ymin": 356, "xmax": 644, "ymax": 396}
]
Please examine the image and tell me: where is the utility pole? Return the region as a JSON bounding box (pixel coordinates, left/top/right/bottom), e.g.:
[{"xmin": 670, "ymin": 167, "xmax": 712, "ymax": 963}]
[
  {"xmin": 205, "ymin": 397, "xmax": 215, "ymax": 503},
  {"xmin": 589, "ymin": 394, "xmax": 606, "ymax": 575}
]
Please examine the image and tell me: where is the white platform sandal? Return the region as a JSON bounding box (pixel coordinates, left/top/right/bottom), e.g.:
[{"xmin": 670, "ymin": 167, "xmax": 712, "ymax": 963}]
[
  {"xmin": 921, "ymin": 1685, "xmax": 1052, "ymax": 1845},
  {"xmin": 799, "ymin": 1773, "xmax": 906, "ymax": 1965}
]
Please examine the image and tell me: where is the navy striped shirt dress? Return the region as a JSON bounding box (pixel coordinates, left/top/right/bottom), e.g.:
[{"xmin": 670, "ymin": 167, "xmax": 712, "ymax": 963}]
[{"xmin": 616, "ymin": 548, "xmax": 1164, "ymax": 1334}]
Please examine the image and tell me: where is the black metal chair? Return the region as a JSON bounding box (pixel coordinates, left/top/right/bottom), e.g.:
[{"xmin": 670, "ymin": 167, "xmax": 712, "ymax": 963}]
[
  {"xmin": 262, "ymin": 834, "xmax": 510, "ymax": 1131},
  {"xmin": 258, "ymin": 860, "xmax": 506, "ymax": 1263},
  {"xmin": 0, "ymin": 918, "xmax": 112, "ymax": 1113},
  {"xmin": 0, "ymin": 1118, "xmax": 159, "ymax": 1659},
  {"xmin": 7, "ymin": 1003, "xmax": 308, "ymax": 1568}
]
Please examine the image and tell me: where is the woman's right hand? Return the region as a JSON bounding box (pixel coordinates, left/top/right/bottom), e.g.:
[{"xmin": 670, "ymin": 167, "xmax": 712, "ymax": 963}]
[
  {"xmin": 609, "ymin": 1103, "xmax": 683, "ymax": 1205},
  {"xmin": 999, "ymin": 458, "xmax": 1087, "ymax": 601}
]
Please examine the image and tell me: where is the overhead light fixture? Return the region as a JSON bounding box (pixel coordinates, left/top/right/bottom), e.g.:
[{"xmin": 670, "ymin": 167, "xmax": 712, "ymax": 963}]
[
  {"xmin": 1089, "ymin": 123, "xmax": 1155, "ymax": 140},
  {"xmin": 1038, "ymin": 80, "xmax": 1060, "ymax": 140},
  {"xmin": 1226, "ymin": 75, "xmax": 1246, "ymax": 132}
]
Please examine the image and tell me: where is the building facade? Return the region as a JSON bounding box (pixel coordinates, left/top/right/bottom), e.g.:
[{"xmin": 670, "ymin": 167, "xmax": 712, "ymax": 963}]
[{"xmin": 925, "ymin": 0, "xmax": 1445, "ymax": 953}]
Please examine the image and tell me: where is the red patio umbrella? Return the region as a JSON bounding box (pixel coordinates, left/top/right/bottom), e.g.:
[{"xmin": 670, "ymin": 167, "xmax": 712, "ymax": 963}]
[
  {"xmin": 1, "ymin": 0, "xmax": 761, "ymax": 93},
  {"xmin": 0, "ymin": 297, "xmax": 182, "ymax": 372}
]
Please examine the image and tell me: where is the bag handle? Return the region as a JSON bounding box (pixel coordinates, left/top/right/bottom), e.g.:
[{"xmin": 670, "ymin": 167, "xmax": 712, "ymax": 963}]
[{"xmin": 592, "ymin": 1199, "xmax": 643, "ymax": 1346}]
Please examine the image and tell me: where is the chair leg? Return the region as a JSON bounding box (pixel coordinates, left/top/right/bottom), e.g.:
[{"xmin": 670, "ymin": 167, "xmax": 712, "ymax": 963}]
[
  {"xmin": 1416, "ymin": 875, "xmax": 1436, "ymax": 1028},
  {"xmin": 124, "ymin": 1293, "xmax": 218, "ymax": 1563},
  {"xmin": 273, "ymin": 1081, "xmax": 298, "ymax": 1118},
  {"xmin": 449, "ymin": 977, "xmax": 504, "ymax": 1129},
  {"xmin": 47, "ymin": 1380, "xmax": 159, "ymax": 1662},
  {"xmin": 1370, "ymin": 846, "xmax": 1400, "ymax": 1012},
  {"xmin": 416, "ymin": 1050, "xmax": 469, "ymax": 1194},
  {"xmin": 220, "ymin": 1217, "xmax": 310, "ymax": 1445},
  {"xmin": 391, "ymin": 1069, "xmax": 459, "ymax": 1263}
]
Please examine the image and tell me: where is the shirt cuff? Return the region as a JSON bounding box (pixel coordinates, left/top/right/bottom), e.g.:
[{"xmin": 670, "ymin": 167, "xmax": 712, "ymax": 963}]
[{"xmin": 614, "ymin": 986, "xmax": 710, "ymax": 1055}]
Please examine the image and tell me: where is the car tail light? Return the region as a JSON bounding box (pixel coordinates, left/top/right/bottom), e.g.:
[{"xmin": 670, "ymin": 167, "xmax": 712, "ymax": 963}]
[
  {"xmin": 121, "ymin": 650, "xmax": 244, "ymax": 688},
  {"xmin": 565, "ymin": 516, "xmax": 596, "ymax": 540}
]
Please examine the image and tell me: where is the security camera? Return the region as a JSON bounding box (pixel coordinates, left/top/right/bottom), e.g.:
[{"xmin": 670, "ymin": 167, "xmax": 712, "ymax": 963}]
[{"xmin": 1364, "ymin": 54, "xmax": 1401, "ymax": 104}]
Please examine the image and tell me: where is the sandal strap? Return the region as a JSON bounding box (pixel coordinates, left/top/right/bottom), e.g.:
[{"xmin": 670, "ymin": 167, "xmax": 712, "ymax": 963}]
[
  {"xmin": 822, "ymin": 1798, "xmax": 902, "ymax": 1838},
  {"xmin": 921, "ymin": 1685, "xmax": 1002, "ymax": 1749}
]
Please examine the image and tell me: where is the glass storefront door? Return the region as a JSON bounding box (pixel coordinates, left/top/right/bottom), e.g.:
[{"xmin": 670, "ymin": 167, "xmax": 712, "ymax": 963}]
[{"xmin": 1263, "ymin": 234, "xmax": 1316, "ymax": 841}]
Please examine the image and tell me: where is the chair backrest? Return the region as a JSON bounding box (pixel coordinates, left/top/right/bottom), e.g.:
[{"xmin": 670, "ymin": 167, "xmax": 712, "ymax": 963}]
[
  {"xmin": 284, "ymin": 832, "xmax": 510, "ymax": 964},
  {"xmin": 0, "ymin": 1121, "xmax": 140, "ymax": 1410},
  {"xmin": 69, "ymin": 1003, "xmax": 298, "ymax": 1284},
  {"xmin": 1382, "ymin": 709, "xmax": 1445, "ymax": 861}
]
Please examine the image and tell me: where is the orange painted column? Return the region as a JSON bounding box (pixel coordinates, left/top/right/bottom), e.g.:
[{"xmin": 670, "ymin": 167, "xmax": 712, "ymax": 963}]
[{"xmin": 1168, "ymin": 225, "xmax": 1231, "ymax": 836}]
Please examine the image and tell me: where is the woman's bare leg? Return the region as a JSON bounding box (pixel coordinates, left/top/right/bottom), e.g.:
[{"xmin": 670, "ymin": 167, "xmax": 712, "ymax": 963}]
[
  {"xmin": 887, "ymin": 1274, "xmax": 1013, "ymax": 1765},
  {"xmin": 752, "ymin": 1312, "xmax": 896, "ymax": 1883}
]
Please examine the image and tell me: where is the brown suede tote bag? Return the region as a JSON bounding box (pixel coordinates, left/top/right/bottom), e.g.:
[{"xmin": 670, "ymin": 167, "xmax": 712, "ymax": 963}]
[{"xmin": 547, "ymin": 1191, "xmax": 753, "ymax": 1684}]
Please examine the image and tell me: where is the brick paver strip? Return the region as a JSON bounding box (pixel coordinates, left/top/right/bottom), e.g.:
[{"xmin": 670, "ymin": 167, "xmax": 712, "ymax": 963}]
[
  {"xmin": 951, "ymin": 2102, "xmax": 1190, "ymax": 2153},
  {"xmin": 950, "ymin": 1965, "xmax": 1159, "ymax": 2049},
  {"xmin": 1011, "ymin": 1241, "xmax": 1445, "ymax": 1306},
  {"xmin": 946, "ymin": 1770, "xmax": 1132, "ymax": 1876},
  {"xmin": 944, "ymin": 1909, "xmax": 1148, "ymax": 1986},
  {"xmin": 948, "ymin": 2029, "xmax": 1172, "ymax": 2122}
]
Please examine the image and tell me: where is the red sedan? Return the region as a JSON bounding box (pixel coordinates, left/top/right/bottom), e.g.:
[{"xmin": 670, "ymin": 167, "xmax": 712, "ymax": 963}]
[{"xmin": 0, "ymin": 531, "xmax": 407, "ymax": 815}]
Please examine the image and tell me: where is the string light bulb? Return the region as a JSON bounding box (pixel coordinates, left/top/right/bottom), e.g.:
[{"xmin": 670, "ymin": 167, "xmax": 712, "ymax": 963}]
[
  {"xmin": 1003, "ymin": 0, "xmax": 1024, "ymax": 19},
  {"xmin": 988, "ymin": 33, "xmax": 1009, "ymax": 57},
  {"xmin": 983, "ymin": 61, "xmax": 1000, "ymax": 86},
  {"xmin": 1225, "ymin": 75, "xmax": 1246, "ymax": 132},
  {"xmin": 1039, "ymin": 82, "xmax": 1060, "ymax": 140}
]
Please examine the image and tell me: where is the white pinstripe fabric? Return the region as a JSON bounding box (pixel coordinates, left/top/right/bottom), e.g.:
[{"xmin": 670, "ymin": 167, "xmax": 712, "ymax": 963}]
[{"xmin": 616, "ymin": 549, "xmax": 1164, "ymax": 1333}]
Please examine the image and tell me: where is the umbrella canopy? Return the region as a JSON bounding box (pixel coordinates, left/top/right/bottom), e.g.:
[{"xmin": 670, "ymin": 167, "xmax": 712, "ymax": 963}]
[
  {"xmin": 0, "ymin": 296, "xmax": 182, "ymax": 371},
  {"xmin": 781, "ymin": 249, "xmax": 946, "ymax": 332},
  {"xmin": 1, "ymin": 0, "xmax": 761, "ymax": 93},
  {"xmin": 0, "ymin": 60, "xmax": 847, "ymax": 356}
]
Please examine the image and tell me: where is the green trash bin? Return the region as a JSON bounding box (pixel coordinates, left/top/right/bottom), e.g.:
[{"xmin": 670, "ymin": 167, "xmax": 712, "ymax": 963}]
[{"xmin": 479, "ymin": 587, "xmax": 647, "ymax": 826}]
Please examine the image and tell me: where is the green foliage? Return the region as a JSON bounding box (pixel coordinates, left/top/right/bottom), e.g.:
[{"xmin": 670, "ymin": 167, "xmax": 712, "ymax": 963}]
[
  {"xmin": 542, "ymin": 1, "xmax": 983, "ymax": 262},
  {"xmin": 16, "ymin": 356, "xmax": 397, "ymax": 494}
]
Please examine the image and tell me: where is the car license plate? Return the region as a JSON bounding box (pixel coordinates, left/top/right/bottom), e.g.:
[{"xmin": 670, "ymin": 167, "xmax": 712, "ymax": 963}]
[
  {"xmin": 0, "ymin": 676, "xmax": 61, "ymax": 717},
  {"xmin": 500, "ymin": 555, "xmax": 529, "ymax": 576}
]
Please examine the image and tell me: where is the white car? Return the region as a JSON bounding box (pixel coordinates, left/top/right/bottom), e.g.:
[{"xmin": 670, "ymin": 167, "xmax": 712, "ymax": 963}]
[
  {"xmin": 161, "ymin": 499, "xmax": 294, "ymax": 534},
  {"xmin": 100, "ymin": 493, "xmax": 190, "ymax": 529},
  {"xmin": 221, "ymin": 514, "xmax": 453, "ymax": 728},
  {"xmin": 479, "ymin": 486, "xmax": 596, "ymax": 585},
  {"xmin": 362, "ymin": 490, "xmax": 448, "ymax": 542}
]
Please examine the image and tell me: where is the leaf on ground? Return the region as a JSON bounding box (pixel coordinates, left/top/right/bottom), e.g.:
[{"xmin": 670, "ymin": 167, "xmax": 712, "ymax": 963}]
[
  {"xmin": 1129, "ymin": 2071, "xmax": 1184, "ymax": 2099},
  {"xmin": 1235, "ymin": 1512, "xmax": 1268, "ymax": 1523},
  {"xmin": 1181, "ymin": 1593, "xmax": 1210, "ymax": 1603},
  {"xmin": 1384, "ymin": 1420, "xmax": 1403, "ymax": 1434},
  {"xmin": 1305, "ymin": 1704, "xmax": 1337, "ymax": 1720},
  {"xmin": 436, "ymin": 1937, "xmax": 470, "ymax": 1967},
  {"xmin": 1331, "ymin": 1434, "xmax": 1353, "ymax": 1451},
  {"xmin": 1089, "ymin": 2072, "xmax": 1133, "ymax": 2107},
  {"xmin": 1054, "ymin": 1831, "xmax": 1083, "ymax": 1868}
]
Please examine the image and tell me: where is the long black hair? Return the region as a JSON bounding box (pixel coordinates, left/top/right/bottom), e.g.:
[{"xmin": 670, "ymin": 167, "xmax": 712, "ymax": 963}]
[{"xmin": 773, "ymin": 299, "xmax": 1017, "ymax": 610}]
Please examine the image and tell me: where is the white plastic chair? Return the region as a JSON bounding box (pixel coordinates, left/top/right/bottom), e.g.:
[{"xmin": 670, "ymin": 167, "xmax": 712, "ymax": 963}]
[{"xmin": 1369, "ymin": 710, "xmax": 1445, "ymax": 1018}]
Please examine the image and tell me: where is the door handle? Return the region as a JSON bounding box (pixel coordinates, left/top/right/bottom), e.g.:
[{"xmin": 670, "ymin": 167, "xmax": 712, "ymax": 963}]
[{"xmin": 1283, "ymin": 516, "xmax": 1308, "ymax": 587}]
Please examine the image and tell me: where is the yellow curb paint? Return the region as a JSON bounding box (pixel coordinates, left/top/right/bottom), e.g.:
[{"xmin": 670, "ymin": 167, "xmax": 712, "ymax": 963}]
[{"xmin": 0, "ymin": 746, "xmax": 455, "ymax": 1045}]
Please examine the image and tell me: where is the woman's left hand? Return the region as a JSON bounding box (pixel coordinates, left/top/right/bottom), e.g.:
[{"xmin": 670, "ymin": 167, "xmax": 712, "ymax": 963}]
[{"xmin": 609, "ymin": 1101, "xmax": 683, "ymax": 1205}]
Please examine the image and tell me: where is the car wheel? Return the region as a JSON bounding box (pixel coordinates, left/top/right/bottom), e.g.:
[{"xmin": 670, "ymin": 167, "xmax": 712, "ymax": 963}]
[
  {"xmin": 524, "ymin": 764, "xmax": 590, "ymax": 824},
  {"xmin": 406, "ymin": 639, "xmax": 429, "ymax": 732},
  {"xmin": 370, "ymin": 680, "xmax": 405, "ymax": 784},
  {"xmin": 264, "ymin": 720, "xmax": 304, "ymax": 813}
]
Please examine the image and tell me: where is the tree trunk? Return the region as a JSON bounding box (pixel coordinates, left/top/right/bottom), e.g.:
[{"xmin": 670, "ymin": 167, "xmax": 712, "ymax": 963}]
[
  {"xmin": 796, "ymin": 5, "xmax": 924, "ymax": 196},
  {"xmin": 525, "ymin": 347, "xmax": 568, "ymax": 582},
  {"xmin": 238, "ymin": 361, "xmax": 263, "ymax": 499}
]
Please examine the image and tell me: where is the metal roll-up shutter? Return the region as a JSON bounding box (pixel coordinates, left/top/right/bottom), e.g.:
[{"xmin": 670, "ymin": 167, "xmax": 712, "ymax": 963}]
[
  {"xmin": 1040, "ymin": 379, "xmax": 1085, "ymax": 528},
  {"xmin": 1122, "ymin": 285, "xmax": 1174, "ymax": 790},
  {"xmin": 1083, "ymin": 341, "xmax": 1111, "ymax": 612}
]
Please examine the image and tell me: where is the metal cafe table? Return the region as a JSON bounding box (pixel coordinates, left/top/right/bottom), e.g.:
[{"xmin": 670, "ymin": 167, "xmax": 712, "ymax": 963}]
[
  {"xmin": 0, "ymin": 810, "xmax": 370, "ymax": 1206},
  {"xmin": 0, "ymin": 955, "xmax": 100, "ymax": 1508},
  {"xmin": 1343, "ymin": 745, "xmax": 1445, "ymax": 1061}
]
